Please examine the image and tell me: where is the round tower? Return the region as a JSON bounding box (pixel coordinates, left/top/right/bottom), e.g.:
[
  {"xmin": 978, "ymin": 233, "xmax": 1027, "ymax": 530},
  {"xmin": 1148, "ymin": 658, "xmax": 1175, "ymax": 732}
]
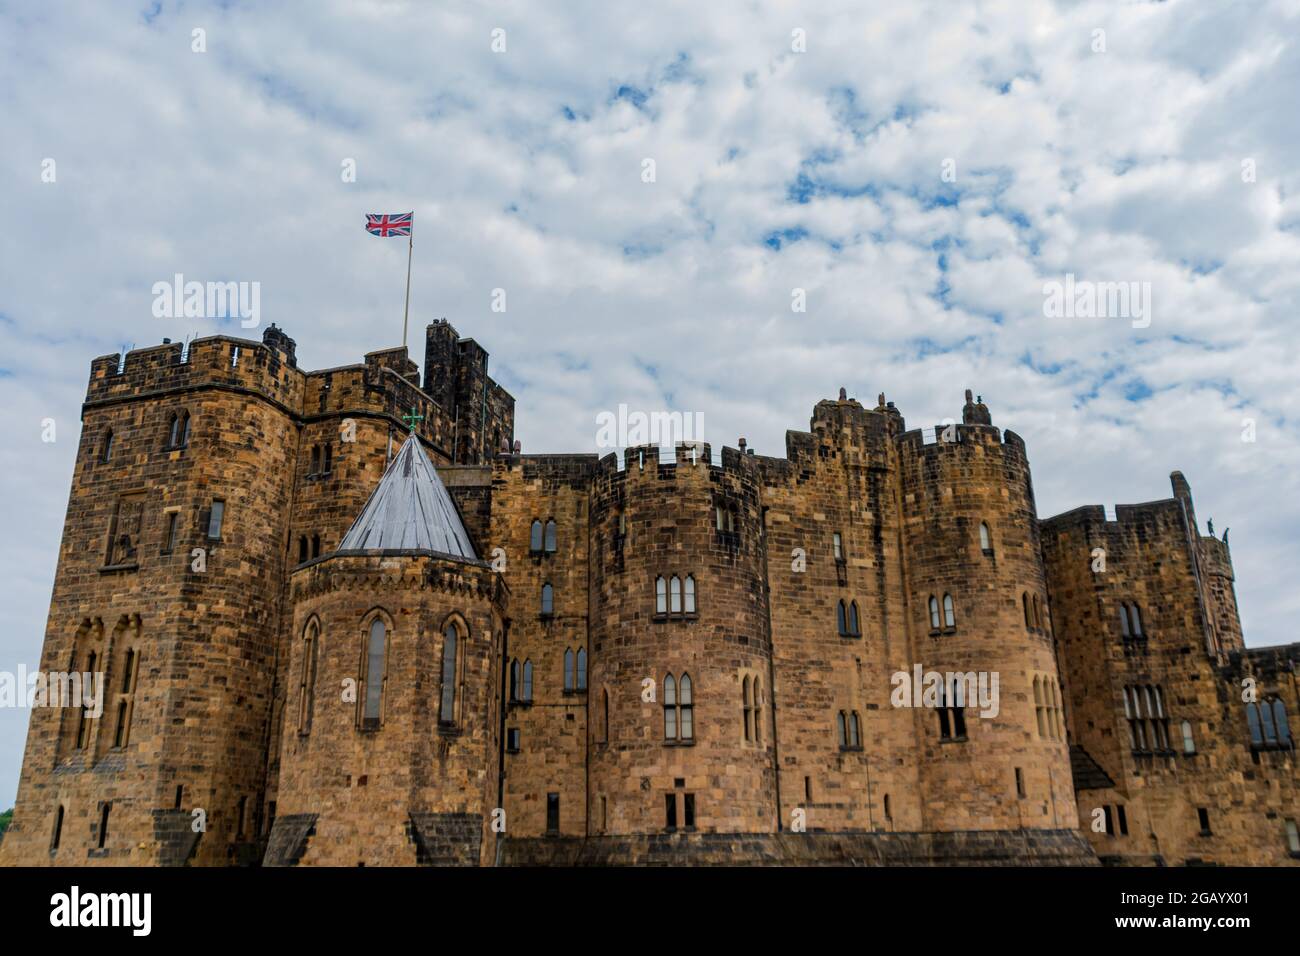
[
  {"xmin": 269, "ymin": 433, "xmax": 506, "ymax": 866},
  {"xmin": 586, "ymin": 442, "xmax": 778, "ymax": 836},
  {"xmin": 896, "ymin": 394, "xmax": 1078, "ymax": 833}
]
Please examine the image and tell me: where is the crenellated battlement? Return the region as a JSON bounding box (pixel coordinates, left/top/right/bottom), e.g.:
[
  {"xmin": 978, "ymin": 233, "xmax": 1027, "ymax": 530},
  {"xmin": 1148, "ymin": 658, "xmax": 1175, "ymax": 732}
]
[
  {"xmin": 81, "ymin": 324, "xmax": 511, "ymax": 467},
  {"xmin": 1041, "ymin": 496, "xmax": 1185, "ymax": 535},
  {"xmin": 896, "ymin": 422, "xmax": 1019, "ymax": 456},
  {"xmin": 86, "ymin": 334, "xmax": 307, "ymax": 413}
]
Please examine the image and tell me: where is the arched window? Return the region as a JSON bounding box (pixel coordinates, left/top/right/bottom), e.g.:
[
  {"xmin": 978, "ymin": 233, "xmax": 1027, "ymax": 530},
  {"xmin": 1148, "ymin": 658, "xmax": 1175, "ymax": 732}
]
[
  {"xmin": 1125, "ymin": 683, "xmax": 1169, "ymax": 752},
  {"xmin": 310, "ymin": 445, "xmax": 320, "ymax": 474},
  {"xmin": 544, "ymin": 519, "xmax": 557, "ymax": 552},
  {"xmin": 439, "ymin": 621, "xmax": 459, "ymax": 726},
  {"xmin": 311, "ymin": 534, "xmax": 321, "ymax": 559},
  {"xmin": 1034, "ymin": 677, "xmax": 1046, "ymax": 737},
  {"xmin": 298, "ymin": 621, "xmax": 318, "ymax": 734},
  {"xmin": 1033, "ymin": 595, "xmax": 1042, "ymax": 628},
  {"xmin": 76, "ymin": 649, "xmax": 97, "ymax": 749},
  {"xmin": 1023, "ymin": 593, "xmax": 1032, "ymax": 628},
  {"xmin": 837, "ymin": 600, "xmax": 848, "ymax": 636},
  {"xmin": 564, "ymin": 649, "xmax": 575, "ymax": 692},
  {"xmin": 600, "ymin": 688, "xmax": 609, "ymax": 743},
  {"xmin": 715, "ymin": 504, "xmax": 724, "ymax": 531},
  {"xmin": 361, "ymin": 617, "xmax": 387, "ymax": 726},
  {"xmin": 664, "ymin": 674, "xmax": 677, "ymax": 738},
  {"xmin": 848, "ymin": 601, "xmax": 860, "ymax": 636},
  {"xmin": 943, "ymin": 594, "xmax": 955, "ymax": 628},
  {"xmin": 753, "ymin": 677, "xmax": 762, "ymax": 744},
  {"xmin": 1273, "ymin": 699, "xmax": 1292, "ymax": 746},
  {"xmin": 848, "ymin": 711, "xmax": 861, "ymax": 748},
  {"xmin": 937, "ymin": 683, "xmax": 967, "ymax": 740},
  {"xmin": 510, "ymin": 659, "xmax": 520, "ymax": 702},
  {"xmin": 1181, "ymin": 720, "xmax": 1195, "ymax": 754},
  {"xmin": 679, "ymin": 674, "xmax": 693, "ymax": 739},
  {"xmin": 1129, "ymin": 604, "xmax": 1143, "ymax": 636},
  {"xmin": 50, "ymin": 805, "xmax": 64, "ymax": 852},
  {"xmin": 522, "ymin": 659, "xmax": 533, "ymax": 702},
  {"xmin": 743, "ymin": 676, "xmax": 753, "ymax": 741},
  {"xmin": 837, "ymin": 711, "xmax": 847, "ymax": 748},
  {"xmin": 541, "ymin": 583, "xmax": 554, "ymax": 616},
  {"xmin": 112, "ymin": 647, "xmax": 138, "ymax": 749},
  {"xmin": 684, "ymin": 575, "xmax": 696, "ymax": 614},
  {"xmin": 168, "ymin": 411, "xmax": 190, "ymax": 449},
  {"xmin": 979, "ymin": 522, "xmax": 991, "ymax": 551},
  {"xmin": 655, "ymin": 576, "xmax": 667, "ymax": 615},
  {"xmin": 1247, "ymin": 701, "xmax": 1264, "ymax": 746},
  {"xmin": 100, "ymin": 429, "xmax": 114, "ymax": 463},
  {"xmin": 298, "ymin": 536, "xmax": 308, "ymax": 563},
  {"xmin": 530, "ymin": 520, "xmax": 543, "ymax": 552},
  {"xmin": 670, "ymin": 576, "xmax": 682, "ymax": 614},
  {"xmin": 576, "ymin": 648, "xmax": 587, "ymax": 691},
  {"xmin": 928, "ymin": 596, "xmax": 941, "ymax": 630},
  {"xmin": 1260, "ymin": 696, "xmax": 1277, "ymax": 742},
  {"xmin": 1119, "ymin": 603, "xmax": 1130, "ymax": 638}
]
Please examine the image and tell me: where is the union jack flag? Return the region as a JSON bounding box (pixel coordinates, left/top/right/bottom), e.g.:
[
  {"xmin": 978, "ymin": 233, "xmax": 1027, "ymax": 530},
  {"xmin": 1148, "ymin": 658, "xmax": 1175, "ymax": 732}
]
[{"xmin": 365, "ymin": 212, "xmax": 413, "ymax": 238}]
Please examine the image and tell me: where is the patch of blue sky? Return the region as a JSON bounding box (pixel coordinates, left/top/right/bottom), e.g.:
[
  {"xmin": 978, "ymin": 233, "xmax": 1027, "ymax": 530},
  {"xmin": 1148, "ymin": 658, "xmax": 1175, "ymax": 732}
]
[
  {"xmin": 1020, "ymin": 352, "xmax": 1067, "ymax": 375},
  {"xmin": 763, "ymin": 227, "xmax": 809, "ymax": 250},
  {"xmin": 990, "ymin": 71, "xmax": 1040, "ymax": 95},
  {"xmin": 1073, "ymin": 367, "xmax": 1122, "ymax": 406},
  {"xmin": 785, "ymin": 171, "xmax": 881, "ymax": 205},
  {"xmin": 935, "ymin": 273, "xmax": 956, "ymax": 306},
  {"xmin": 1123, "ymin": 379, "xmax": 1153, "ymax": 402},
  {"xmin": 828, "ymin": 87, "xmax": 924, "ymax": 144},
  {"xmin": 1181, "ymin": 258, "xmax": 1223, "ymax": 276},
  {"xmin": 611, "ymin": 83, "xmax": 649, "ymax": 110},
  {"xmin": 909, "ymin": 336, "xmax": 980, "ymax": 359},
  {"xmin": 660, "ymin": 52, "xmax": 699, "ymax": 86}
]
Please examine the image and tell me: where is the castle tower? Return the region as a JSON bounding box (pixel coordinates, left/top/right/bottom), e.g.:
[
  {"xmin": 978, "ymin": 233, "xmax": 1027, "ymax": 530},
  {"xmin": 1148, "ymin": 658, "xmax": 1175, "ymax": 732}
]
[
  {"xmin": 422, "ymin": 320, "xmax": 515, "ymax": 465},
  {"xmin": 0, "ymin": 331, "xmax": 302, "ymax": 866},
  {"xmin": 266, "ymin": 432, "xmax": 506, "ymax": 866},
  {"xmin": 756, "ymin": 393, "xmax": 922, "ymax": 833},
  {"xmin": 895, "ymin": 394, "xmax": 1078, "ymax": 833},
  {"xmin": 585, "ymin": 442, "xmax": 778, "ymax": 837}
]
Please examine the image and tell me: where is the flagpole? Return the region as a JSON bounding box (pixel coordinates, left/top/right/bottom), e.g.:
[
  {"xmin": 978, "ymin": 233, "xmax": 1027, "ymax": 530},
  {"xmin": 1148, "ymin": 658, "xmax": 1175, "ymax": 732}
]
[{"xmin": 402, "ymin": 230, "xmax": 413, "ymax": 349}]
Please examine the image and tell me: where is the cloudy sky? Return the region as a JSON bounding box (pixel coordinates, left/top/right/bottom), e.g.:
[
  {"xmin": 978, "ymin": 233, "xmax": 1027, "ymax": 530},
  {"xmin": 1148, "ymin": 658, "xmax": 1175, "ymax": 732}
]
[{"xmin": 1, "ymin": 0, "xmax": 1298, "ymax": 805}]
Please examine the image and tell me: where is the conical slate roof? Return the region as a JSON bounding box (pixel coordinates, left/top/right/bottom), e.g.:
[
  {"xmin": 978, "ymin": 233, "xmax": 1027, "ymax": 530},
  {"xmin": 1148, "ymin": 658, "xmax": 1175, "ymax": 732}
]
[{"xmin": 337, "ymin": 432, "xmax": 477, "ymax": 561}]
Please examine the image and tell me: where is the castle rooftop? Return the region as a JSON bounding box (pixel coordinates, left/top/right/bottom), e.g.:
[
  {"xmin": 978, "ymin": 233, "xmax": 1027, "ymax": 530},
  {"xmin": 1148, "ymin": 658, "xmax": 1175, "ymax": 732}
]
[{"xmin": 336, "ymin": 431, "xmax": 477, "ymax": 560}]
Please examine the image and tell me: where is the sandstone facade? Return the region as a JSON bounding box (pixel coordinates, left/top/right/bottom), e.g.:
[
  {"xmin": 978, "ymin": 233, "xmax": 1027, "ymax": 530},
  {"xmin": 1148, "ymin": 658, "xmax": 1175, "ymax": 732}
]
[{"xmin": 2, "ymin": 322, "xmax": 1294, "ymax": 867}]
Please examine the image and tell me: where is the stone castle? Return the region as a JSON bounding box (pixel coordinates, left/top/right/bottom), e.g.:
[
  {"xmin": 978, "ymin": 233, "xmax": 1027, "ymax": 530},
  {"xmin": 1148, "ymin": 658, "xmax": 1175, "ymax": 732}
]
[{"xmin": 2, "ymin": 320, "xmax": 1296, "ymax": 866}]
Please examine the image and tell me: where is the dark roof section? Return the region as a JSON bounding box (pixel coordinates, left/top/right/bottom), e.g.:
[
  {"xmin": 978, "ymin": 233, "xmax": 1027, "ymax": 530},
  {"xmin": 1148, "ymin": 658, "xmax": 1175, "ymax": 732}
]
[
  {"xmin": 337, "ymin": 432, "xmax": 477, "ymax": 561},
  {"xmin": 1069, "ymin": 744, "xmax": 1116, "ymax": 791}
]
